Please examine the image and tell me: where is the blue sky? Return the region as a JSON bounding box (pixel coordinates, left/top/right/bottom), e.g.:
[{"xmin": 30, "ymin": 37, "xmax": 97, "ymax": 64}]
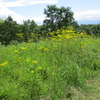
[{"xmin": 0, "ymin": 0, "xmax": 100, "ymax": 25}]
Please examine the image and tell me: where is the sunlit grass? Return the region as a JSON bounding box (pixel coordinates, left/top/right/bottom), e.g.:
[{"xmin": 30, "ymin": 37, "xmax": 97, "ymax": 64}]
[{"xmin": 0, "ymin": 27, "xmax": 100, "ymax": 99}]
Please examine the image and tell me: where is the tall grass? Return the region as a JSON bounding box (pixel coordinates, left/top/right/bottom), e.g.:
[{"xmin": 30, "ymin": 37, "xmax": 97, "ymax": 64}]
[
  {"xmin": 0, "ymin": 36, "xmax": 100, "ymax": 99},
  {"xmin": 0, "ymin": 26, "xmax": 100, "ymax": 99}
]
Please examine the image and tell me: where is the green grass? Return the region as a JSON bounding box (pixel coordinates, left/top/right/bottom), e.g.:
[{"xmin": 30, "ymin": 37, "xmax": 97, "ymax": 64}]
[
  {"xmin": 0, "ymin": 37, "xmax": 100, "ymax": 100},
  {"xmin": 0, "ymin": 19, "xmax": 4, "ymax": 23}
]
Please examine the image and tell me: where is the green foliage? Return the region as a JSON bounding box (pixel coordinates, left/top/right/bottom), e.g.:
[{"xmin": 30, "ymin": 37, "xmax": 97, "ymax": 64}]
[
  {"xmin": 0, "ymin": 16, "xmax": 19, "ymax": 45},
  {"xmin": 43, "ymin": 5, "xmax": 75, "ymax": 33},
  {"xmin": 0, "ymin": 17, "xmax": 38, "ymax": 45},
  {"xmin": 0, "ymin": 5, "xmax": 100, "ymax": 99},
  {"xmin": 0, "ymin": 19, "xmax": 4, "ymax": 23},
  {"xmin": 0, "ymin": 35, "xmax": 100, "ymax": 99},
  {"xmin": 22, "ymin": 19, "xmax": 37, "ymax": 33},
  {"xmin": 79, "ymin": 24, "xmax": 100, "ymax": 36},
  {"xmin": 16, "ymin": 33, "xmax": 40, "ymax": 43},
  {"xmin": 0, "ymin": 5, "xmax": 100, "ymax": 46}
]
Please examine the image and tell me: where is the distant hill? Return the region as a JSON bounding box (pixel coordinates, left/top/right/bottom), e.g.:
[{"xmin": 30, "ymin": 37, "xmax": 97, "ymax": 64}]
[{"xmin": 0, "ymin": 19, "xmax": 4, "ymax": 23}]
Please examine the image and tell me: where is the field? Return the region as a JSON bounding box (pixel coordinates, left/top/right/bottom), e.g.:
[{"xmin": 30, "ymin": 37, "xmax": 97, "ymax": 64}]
[
  {"xmin": 0, "ymin": 28, "xmax": 100, "ymax": 100},
  {"xmin": 0, "ymin": 19, "xmax": 4, "ymax": 23}
]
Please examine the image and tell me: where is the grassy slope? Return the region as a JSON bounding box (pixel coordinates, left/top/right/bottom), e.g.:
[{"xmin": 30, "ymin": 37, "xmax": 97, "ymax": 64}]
[
  {"xmin": 0, "ymin": 38, "xmax": 100, "ymax": 100},
  {"xmin": 84, "ymin": 75, "xmax": 100, "ymax": 100},
  {"xmin": 0, "ymin": 19, "xmax": 4, "ymax": 23},
  {"xmin": 65, "ymin": 74, "xmax": 100, "ymax": 100}
]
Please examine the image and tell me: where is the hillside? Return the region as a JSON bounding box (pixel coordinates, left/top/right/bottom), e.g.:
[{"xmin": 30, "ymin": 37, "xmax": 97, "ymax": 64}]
[
  {"xmin": 0, "ymin": 19, "xmax": 4, "ymax": 23},
  {"xmin": 0, "ymin": 36, "xmax": 100, "ymax": 99}
]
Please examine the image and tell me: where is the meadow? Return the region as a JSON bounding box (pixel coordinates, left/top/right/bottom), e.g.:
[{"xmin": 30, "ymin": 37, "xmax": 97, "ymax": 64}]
[
  {"xmin": 0, "ymin": 19, "xmax": 4, "ymax": 23},
  {"xmin": 0, "ymin": 27, "xmax": 100, "ymax": 100}
]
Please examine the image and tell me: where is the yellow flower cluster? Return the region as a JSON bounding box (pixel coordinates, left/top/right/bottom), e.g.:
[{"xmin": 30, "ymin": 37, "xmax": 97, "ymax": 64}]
[
  {"xmin": 20, "ymin": 47, "xmax": 26, "ymax": 50},
  {"xmin": 14, "ymin": 50, "xmax": 19, "ymax": 53},
  {"xmin": 38, "ymin": 46, "xmax": 45, "ymax": 50},
  {"xmin": 17, "ymin": 57, "xmax": 22, "ymax": 61},
  {"xmin": 38, "ymin": 46, "xmax": 49, "ymax": 51},
  {"xmin": 26, "ymin": 58, "xmax": 30, "ymax": 62},
  {"xmin": 38, "ymin": 67, "xmax": 42, "ymax": 70},
  {"xmin": 31, "ymin": 67, "xmax": 42, "ymax": 74},
  {"xmin": 0, "ymin": 62, "xmax": 8, "ymax": 66},
  {"xmin": 49, "ymin": 26, "xmax": 91, "ymax": 41},
  {"xmin": 32, "ymin": 61, "xmax": 38, "ymax": 64},
  {"xmin": 31, "ymin": 71, "xmax": 35, "ymax": 73}
]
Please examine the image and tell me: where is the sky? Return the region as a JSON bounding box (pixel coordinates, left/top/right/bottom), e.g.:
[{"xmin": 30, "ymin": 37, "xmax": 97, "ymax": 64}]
[{"xmin": 0, "ymin": 0, "xmax": 100, "ymax": 25}]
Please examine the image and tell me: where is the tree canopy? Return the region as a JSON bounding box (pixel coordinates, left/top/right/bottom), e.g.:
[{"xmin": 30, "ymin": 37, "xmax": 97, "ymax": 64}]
[
  {"xmin": 0, "ymin": 5, "xmax": 100, "ymax": 45},
  {"xmin": 43, "ymin": 5, "xmax": 75, "ymax": 32}
]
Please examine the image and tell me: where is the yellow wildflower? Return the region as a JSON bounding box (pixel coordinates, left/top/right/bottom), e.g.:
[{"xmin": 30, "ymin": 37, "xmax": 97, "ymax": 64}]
[
  {"xmin": 44, "ymin": 48, "xmax": 49, "ymax": 51},
  {"xmin": 14, "ymin": 50, "xmax": 19, "ymax": 53},
  {"xmin": 26, "ymin": 58, "xmax": 30, "ymax": 62},
  {"xmin": 58, "ymin": 35, "xmax": 62, "ymax": 37},
  {"xmin": 32, "ymin": 61, "xmax": 38, "ymax": 64},
  {"xmin": 20, "ymin": 47, "xmax": 26, "ymax": 50},
  {"xmin": 38, "ymin": 67, "xmax": 42, "ymax": 70},
  {"xmin": 31, "ymin": 71, "xmax": 35, "ymax": 73},
  {"xmin": 38, "ymin": 46, "xmax": 44, "ymax": 49},
  {"xmin": 0, "ymin": 62, "xmax": 8, "ymax": 66},
  {"xmin": 17, "ymin": 57, "xmax": 22, "ymax": 61}
]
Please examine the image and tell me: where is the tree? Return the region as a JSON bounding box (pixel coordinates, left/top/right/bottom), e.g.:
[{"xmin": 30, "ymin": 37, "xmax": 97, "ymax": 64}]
[
  {"xmin": 0, "ymin": 16, "xmax": 18, "ymax": 45},
  {"xmin": 79, "ymin": 24, "xmax": 100, "ymax": 36},
  {"xmin": 20, "ymin": 19, "xmax": 37, "ymax": 42},
  {"xmin": 43, "ymin": 5, "xmax": 75, "ymax": 32},
  {"xmin": 22, "ymin": 19, "xmax": 37, "ymax": 33}
]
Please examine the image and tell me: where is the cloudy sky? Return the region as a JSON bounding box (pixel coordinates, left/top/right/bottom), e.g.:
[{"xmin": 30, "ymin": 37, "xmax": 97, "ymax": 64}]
[{"xmin": 0, "ymin": 0, "xmax": 100, "ymax": 25}]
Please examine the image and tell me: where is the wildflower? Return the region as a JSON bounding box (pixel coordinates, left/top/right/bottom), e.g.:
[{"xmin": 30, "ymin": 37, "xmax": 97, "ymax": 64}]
[
  {"xmin": 32, "ymin": 61, "xmax": 38, "ymax": 64},
  {"xmin": 58, "ymin": 35, "xmax": 62, "ymax": 37},
  {"xmin": 38, "ymin": 46, "xmax": 44, "ymax": 49},
  {"xmin": 50, "ymin": 32, "xmax": 54, "ymax": 35},
  {"xmin": 20, "ymin": 47, "xmax": 26, "ymax": 50},
  {"xmin": 38, "ymin": 67, "xmax": 42, "ymax": 70},
  {"xmin": 31, "ymin": 71, "xmax": 35, "ymax": 73},
  {"xmin": 17, "ymin": 57, "xmax": 22, "ymax": 61},
  {"xmin": 44, "ymin": 48, "xmax": 49, "ymax": 51},
  {"xmin": 0, "ymin": 62, "xmax": 8, "ymax": 66},
  {"xmin": 14, "ymin": 50, "xmax": 19, "ymax": 53},
  {"xmin": 26, "ymin": 58, "xmax": 30, "ymax": 62}
]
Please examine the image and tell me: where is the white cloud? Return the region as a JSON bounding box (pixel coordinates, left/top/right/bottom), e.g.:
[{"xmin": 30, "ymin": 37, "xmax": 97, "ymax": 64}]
[
  {"xmin": 2, "ymin": 0, "xmax": 58, "ymax": 7},
  {"xmin": 0, "ymin": 2, "xmax": 25, "ymax": 23},
  {"xmin": 0, "ymin": 1, "xmax": 46, "ymax": 24},
  {"xmin": 74, "ymin": 10, "xmax": 100, "ymax": 21},
  {"xmin": 28, "ymin": 0, "xmax": 58, "ymax": 5},
  {"xmin": 4, "ymin": 0, "xmax": 27, "ymax": 7},
  {"xmin": 0, "ymin": 0, "xmax": 57, "ymax": 25}
]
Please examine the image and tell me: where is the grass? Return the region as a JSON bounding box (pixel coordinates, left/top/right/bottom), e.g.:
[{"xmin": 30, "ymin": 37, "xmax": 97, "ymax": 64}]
[
  {"xmin": 0, "ymin": 36, "xmax": 100, "ymax": 100},
  {"xmin": 0, "ymin": 19, "xmax": 4, "ymax": 23},
  {"xmin": 82, "ymin": 75, "xmax": 100, "ymax": 100}
]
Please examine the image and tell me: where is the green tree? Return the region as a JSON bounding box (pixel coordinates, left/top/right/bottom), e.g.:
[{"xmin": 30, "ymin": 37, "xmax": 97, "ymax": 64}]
[
  {"xmin": 22, "ymin": 19, "xmax": 37, "ymax": 33},
  {"xmin": 0, "ymin": 16, "xmax": 18, "ymax": 45},
  {"xmin": 79, "ymin": 24, "xmax": 100, "ymax": 37},
  {"xmin": 43, "ymin": 5, "xmax": 75, "ymax": 32},
  {"xmin": 21, "ymin": 19, "xmax": 37, "ymax": 42}
]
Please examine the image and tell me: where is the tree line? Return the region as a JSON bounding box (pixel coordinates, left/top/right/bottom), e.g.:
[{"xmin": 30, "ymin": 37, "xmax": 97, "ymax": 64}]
[{"xmin": 0, "ymin": 5, "xmax": 100, "ymax": 45}]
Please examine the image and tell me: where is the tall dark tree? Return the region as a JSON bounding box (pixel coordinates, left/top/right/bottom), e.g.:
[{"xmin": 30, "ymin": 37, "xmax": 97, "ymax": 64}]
[
  {"xmin": 43, "ymin": 5, "xmax": 75, "ymax": 32},
  {"xmin": 0, "ymin": 16, "xmax": 18, "ymax": 45}
]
